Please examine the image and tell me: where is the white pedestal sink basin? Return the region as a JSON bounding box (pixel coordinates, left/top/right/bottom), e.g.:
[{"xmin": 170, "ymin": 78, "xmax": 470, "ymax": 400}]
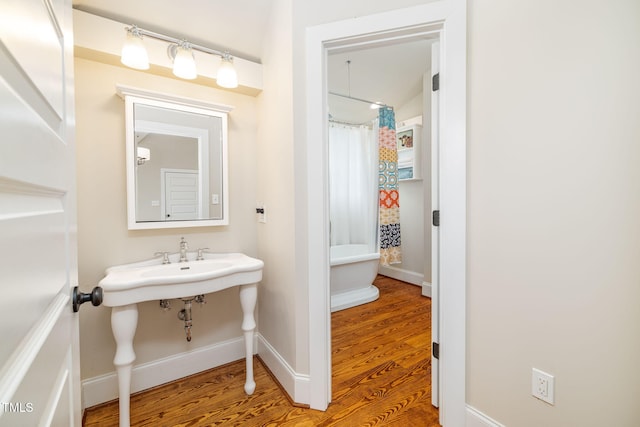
[{"xmin": 98, "ymin": 252, "xmax": 263, "ymax": 427}]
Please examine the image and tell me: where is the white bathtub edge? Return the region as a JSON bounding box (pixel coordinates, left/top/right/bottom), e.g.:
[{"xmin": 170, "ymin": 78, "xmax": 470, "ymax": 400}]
[{"xmin": 330, "ymin": 285, "xmax": 380, "ymax": 312}]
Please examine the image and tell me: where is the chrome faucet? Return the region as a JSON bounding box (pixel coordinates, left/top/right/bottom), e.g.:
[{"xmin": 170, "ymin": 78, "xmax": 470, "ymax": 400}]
[
  {"xmin": 179, "ymin": 237, "xmax": 189, "ymax": 262},
  {"xmin": 196, "ymin": 247, "xmax": 210, "ymax": 261},
  {"xmin": 154, "ymin": 251, "xmax": 171, "ymax": 264}
]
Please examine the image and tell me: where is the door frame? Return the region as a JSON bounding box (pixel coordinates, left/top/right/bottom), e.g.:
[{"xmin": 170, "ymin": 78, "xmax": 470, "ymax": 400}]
[
  {"xmin": 305, "ymin": 1, "xmax": 467, "ymax": 425},
  {"xmin": 431, "ymin": 40, "xmax": 442, "ymax": 409}
]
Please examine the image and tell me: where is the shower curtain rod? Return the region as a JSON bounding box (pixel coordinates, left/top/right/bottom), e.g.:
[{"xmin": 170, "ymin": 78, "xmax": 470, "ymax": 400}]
[
  {"xmin": 328, "ymin": 91, "xmax": 390, "ymax": 108},
  {"xmin": 329, "ymin": 118, "xmax": 373, "ymax": 127}
]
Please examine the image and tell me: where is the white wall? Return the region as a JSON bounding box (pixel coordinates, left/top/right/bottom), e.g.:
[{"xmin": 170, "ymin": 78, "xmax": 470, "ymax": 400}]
[
  {"xmin": 74, "ymin": 57, "xmax": 259, "ymax": 387},
  {"xmin": 467, "ymin": 0, "xmax": 640, "ymax": 425}
]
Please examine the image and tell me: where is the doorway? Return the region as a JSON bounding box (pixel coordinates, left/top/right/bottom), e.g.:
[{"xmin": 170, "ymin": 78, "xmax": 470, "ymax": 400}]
[
  {"xmin": 305, "ymin": 2, "xmax": 467, "ymax": 426},
  {"xmin": 326, "ymin": 31, "xmax": 437, "ymax": 404}
]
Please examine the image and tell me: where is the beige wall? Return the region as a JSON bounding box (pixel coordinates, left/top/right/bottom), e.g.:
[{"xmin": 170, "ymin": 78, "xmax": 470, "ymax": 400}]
[
  {"xmin": 255, "ymin": 0, "xmax": 301, "ymax": 372},
  {"xmin": 467, "ymin": 0, "xmax": 640, "ymax": 425},
  {"xmin": 75, "ymin": 57, "xmax": 259, "ymax": 380}
]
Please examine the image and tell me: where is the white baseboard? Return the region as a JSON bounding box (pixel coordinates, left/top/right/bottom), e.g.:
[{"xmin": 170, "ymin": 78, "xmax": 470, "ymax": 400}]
[
  {"xmin": 378, "ymin": 265, "xmax": 424, "ymax": 286},
  {"xmin": 421, "ymin": 281, "xmax": 432, "ymax": 297},
  {"xmin": 257, "ymin": 333, "xmax": 310, "ymax": 405},
  {"xmin": 466, "ymin": 405, "xmax": 505, "ymax": 427},
  {"xmin": 82, "ymin": 335, "xmax": 257, "ymax": 409}
]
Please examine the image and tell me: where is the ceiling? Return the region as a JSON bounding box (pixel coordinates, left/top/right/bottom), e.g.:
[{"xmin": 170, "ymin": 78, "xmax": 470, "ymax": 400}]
[
  {"xmin": 327, "ymin": 40, "xmax": 432, "ymax": 124},
  {"xmin": 72, "ymin": 1, "xmax": 432, "ymax": 121}
]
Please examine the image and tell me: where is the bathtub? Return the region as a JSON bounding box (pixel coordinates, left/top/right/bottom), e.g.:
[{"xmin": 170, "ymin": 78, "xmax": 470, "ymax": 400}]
[{"xmin": 330, "ymin": 244, "xmax": 381, "ymax": 312}]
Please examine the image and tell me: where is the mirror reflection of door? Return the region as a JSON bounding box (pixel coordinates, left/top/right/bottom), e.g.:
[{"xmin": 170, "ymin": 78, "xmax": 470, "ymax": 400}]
[
  {"xmin": 162, "ymin": 170, "xmax": 199, "ymax": 220},
  {"xmin": 135, "ymin": 132, "xmax": 201, "ymax": 222}
]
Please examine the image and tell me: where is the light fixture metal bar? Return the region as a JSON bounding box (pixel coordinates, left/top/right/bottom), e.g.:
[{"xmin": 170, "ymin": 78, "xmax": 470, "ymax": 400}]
[{"xmin": 131, "ymin": 26, "xmax": 231, "ymax": 59}]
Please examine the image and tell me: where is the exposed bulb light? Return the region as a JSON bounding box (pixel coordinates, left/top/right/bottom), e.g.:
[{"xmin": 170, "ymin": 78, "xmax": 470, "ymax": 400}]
[
  {"xmin": 121, "ymin": 26, "xmax": 149, "ymax": 70},
  {"xmin": 136, "ymin": 146, "xmax": 151, "ymax": 165},
  {"xmin": 217, "ymin": 53, "xmax": 238, "ymax": 88},
  {"xmin": 171, "ymin": 42, "xmax": 197, "ymax": 80}
]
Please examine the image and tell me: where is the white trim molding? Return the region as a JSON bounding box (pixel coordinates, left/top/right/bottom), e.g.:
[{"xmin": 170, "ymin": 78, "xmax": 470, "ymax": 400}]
[
  {"xmin": 422, "ymin": 281, "xmax": 432, "ymax": 297},
  {"xmin": 378, "ymin": 265, "xmax": 424, "ymax": 286},
  {"xmin": 466, "ymin": 405, "xmax": 506, "ymax": 427},
  {"xmin": 257, "ymin": 334, "xmax": 310, "ymax": 404},
  {"xmin": 82, "ymin": 335, "xmax": 257, "ymax": 408}
]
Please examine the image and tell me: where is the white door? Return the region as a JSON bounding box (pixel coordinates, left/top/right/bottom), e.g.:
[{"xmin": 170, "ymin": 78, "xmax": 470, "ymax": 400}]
[
  {"xmin": 0, "ymin": 1, "xmax": 81, "ymax": 425},
  {"xmin": 162, "ymin": 170, "xmax": 199, "ymax": 220},
  {"xmin": 430, "ymin": 41, "xmax": 441, "ymax": 409}
]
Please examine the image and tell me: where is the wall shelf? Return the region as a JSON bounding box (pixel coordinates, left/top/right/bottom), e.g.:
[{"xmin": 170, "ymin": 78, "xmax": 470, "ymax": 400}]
[{"xmin": 397, "ymin": 124, "xmax": 422, "ymax": 180}]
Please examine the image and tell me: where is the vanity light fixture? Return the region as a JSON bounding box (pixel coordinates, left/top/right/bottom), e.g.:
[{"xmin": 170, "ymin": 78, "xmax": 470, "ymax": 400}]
[{"xmin": 120, "ymin": 25, "xmax": 239, "ymax": 88}]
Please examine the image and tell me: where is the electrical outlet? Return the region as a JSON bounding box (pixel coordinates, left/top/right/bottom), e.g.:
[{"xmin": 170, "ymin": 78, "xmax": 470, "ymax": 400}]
[{"xmin": 532, "ymin": 368, "xmax": 555, "ymax": 405}]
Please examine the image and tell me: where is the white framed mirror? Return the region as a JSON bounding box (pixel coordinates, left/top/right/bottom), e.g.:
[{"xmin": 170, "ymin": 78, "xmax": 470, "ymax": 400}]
[{"xmin": 117, "ymin": 85, "xmax": 232, "ymax": 229}]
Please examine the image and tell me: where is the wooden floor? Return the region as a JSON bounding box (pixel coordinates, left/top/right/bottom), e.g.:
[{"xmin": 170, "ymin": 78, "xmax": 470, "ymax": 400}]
[{"xmin": 84, "ymin": 276, "xmax": 439, "ymax": 426}]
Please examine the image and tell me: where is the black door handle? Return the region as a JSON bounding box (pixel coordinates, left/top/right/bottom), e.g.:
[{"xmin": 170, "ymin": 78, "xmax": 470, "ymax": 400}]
[{"xmin": 72, "ymin": 286, "xmax": 103, "ymax": 312}]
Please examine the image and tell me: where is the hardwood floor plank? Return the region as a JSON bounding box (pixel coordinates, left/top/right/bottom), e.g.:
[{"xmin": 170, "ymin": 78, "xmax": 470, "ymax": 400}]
[{"xmin": 84, "ymin": 276, "xmax": 440, "ymax": 426}]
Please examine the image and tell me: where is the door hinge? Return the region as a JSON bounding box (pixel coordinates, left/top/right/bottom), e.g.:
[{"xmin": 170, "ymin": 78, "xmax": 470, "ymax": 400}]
[
  {"xmin": 432, "ymin": 73, "xmax": 440, "ymax": 91},
  {"xmin": 432, "ymin": 210, "xmax": 440, "ymax": 227},
  {"xmin": 432, "ymin": 342, "xmax": 440, "ymax": 360}
]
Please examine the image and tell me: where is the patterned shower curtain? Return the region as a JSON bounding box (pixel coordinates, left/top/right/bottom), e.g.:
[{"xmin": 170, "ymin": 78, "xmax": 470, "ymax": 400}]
[{"xmin": 378, "ymin": 107, "xmax": 402, "ymax": 265}]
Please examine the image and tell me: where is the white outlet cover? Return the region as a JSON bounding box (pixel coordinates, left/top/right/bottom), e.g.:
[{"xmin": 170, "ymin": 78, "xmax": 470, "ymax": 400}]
[
  {"xmin": 532, "ymin": 368, "xmax": 555, "ymax": 405},
  {"xmin": 259, "ymin": 205, "xmax": 266, "ymax": 223}
]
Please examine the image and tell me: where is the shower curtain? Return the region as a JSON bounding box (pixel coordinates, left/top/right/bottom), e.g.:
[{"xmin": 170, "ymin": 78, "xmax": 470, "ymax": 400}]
[
  {"xmin": 329, "ymin": 123, "xmax": 378, "ymax": 251},
  {"xmin": 378, "ymin": 107, "xmax": 402, "ymax": 265}
]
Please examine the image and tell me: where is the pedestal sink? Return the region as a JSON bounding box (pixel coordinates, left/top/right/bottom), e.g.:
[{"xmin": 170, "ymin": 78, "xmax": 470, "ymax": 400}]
[{"xmin": 99, "ymin": 252, "xmax": 263, "ymax": 427}]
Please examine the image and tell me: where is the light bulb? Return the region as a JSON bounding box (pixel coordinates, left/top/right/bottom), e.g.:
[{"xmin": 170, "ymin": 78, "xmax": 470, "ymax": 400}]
[
  {"xmin": 121, "ymin": 27, "xmax": 149, "ymax": 70},
  {"xmin": 217, "ymin": 54, "xmax": 238, "ymax": 88},
  {"xmin": 172, "ymin": 43, "xmax": 197, "ymax": 80}
]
